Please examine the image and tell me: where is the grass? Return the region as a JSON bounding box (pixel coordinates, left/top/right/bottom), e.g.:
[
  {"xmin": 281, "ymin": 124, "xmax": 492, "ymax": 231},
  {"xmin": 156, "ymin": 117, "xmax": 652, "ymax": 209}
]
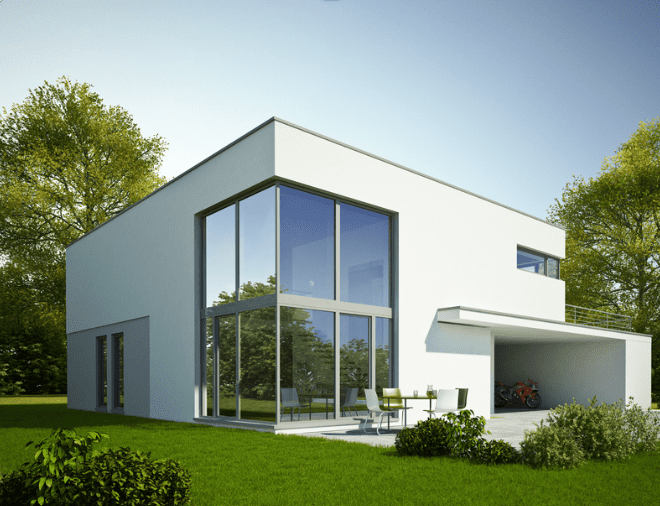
[{"xmin": 1, "ymin": 399, "xmax": 659, "ymax": 506}]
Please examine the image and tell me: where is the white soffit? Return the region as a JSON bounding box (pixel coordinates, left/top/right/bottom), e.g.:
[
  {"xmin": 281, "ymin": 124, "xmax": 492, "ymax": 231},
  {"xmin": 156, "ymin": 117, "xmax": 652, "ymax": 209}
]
[{"xmin": 436, "ymin": 306, "xmax": 651, "ymax": 345}]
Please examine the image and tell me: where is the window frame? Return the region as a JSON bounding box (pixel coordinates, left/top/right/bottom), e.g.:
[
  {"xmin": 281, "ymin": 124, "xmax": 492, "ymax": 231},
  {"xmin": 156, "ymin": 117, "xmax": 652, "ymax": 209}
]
[
  {"xmin": 517, "ymin": 246, "xmax": 560, "ymax": 279},
  {"xmin": 200, "ymin": 181, "xmax": 396, "ymax": 425}
]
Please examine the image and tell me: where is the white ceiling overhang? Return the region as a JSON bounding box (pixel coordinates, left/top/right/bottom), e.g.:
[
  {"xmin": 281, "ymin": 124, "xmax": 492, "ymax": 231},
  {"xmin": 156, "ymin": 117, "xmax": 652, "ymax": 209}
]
[{"xmin": 436, "ymin": 306, "xmax": 651, "ymax": 345}]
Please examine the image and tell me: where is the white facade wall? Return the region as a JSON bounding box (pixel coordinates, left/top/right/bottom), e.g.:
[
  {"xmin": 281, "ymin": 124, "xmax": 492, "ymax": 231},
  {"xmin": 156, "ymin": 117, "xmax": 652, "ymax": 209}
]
[
  {"xmin": 626, "ymin": 338, "xmax": 652, "ymax": 406},
  {"xmin": 274, "ymin": 121, "xmax": 565, "ymax": 422},
  {"xmin": 67, "ymin": 122, "xmax": 276, "ymax": 422}
]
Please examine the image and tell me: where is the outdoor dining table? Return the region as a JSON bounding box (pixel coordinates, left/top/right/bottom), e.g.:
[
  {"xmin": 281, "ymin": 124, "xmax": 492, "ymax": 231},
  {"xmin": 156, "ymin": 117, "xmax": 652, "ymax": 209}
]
[
  {"xmin": 299, "ymin": 393, "xmax": 332, "ymax": 421},
  {"xmin": 381, "ymin": 394, "xmax": 436, "ymax": 429}
]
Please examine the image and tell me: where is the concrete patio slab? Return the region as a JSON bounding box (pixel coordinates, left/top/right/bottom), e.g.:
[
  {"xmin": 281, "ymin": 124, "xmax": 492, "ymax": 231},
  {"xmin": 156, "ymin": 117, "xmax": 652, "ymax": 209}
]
[{"xmin": 287, "ymin": 410, "xmax": 552, "ymax": 448}]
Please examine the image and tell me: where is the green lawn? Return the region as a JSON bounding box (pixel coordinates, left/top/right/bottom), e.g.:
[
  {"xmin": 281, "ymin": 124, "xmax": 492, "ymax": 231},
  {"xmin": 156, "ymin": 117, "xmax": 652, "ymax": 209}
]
[{"xmin": 0, "ymin": 399, "xmax": 658, "ymax": 506}]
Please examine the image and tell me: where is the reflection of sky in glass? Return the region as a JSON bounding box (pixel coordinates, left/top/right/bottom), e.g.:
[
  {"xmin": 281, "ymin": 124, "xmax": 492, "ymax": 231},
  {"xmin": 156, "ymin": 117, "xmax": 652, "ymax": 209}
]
[
  {"xmin": 206, "ymin": 204, "xmax": 235, "ymax": 306},
  {"xmin": 240, "ymin": 187, "xmax": 276, "ymax": 297},
  {"xmin": 280, "ymin": 186, "xmax": 334, "ymax": 299},
  {"xmin": 340, "ymin": 204, "xmax": 390, "ymax": 306},
  {"xmin": 517, "ymin": 249, "xmax": 545, "ymax": 274}
]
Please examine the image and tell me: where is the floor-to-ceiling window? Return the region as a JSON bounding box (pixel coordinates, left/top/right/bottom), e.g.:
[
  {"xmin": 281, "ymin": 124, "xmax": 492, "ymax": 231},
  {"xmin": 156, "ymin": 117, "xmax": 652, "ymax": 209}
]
[{"xmin": 202, "ymin": 183, "xmax": 394, "ymax": 424}]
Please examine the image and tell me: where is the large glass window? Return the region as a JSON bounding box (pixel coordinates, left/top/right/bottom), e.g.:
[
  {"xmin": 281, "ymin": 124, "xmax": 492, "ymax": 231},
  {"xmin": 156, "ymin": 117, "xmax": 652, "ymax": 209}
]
[
  {"xmin": 240, "ymin": 188, "xmax": 276, "ymax": 299},
  {"xmin": 239, "ymin": 307, "xmax": 276, "ymax": 422},
  {"xmin": 340, "ymin": 314, "xmax": 370, "ymax": 404},
  {"xmin": 517, "ymin": 247, "xmax": 560, "ymax": 279},
  {"xmin": 280, "ymin": 186, "xmax": 335, "ymax": 299},
  {"xmin": 96, "ymin": 336, "xmax": 107, "ymax": 408},
  {"xmin": 202, "ymin": 184, "xmax": 394, "ymax": 424},
  {"xmin": 113, "ymin": 333, "xmax": 124, "ymax": 409},
  {"xmin": 340, "ymin": 204, "xmax": 390, "ymax": 306},
  {"xmin": 206, "ymin": 204, "xmax": 236, "ymax": 306},
  {"xmin": 280, "ymin": 307, "xmax": 335, "ymax": 421},
  {"xmin": 375, "ymin": 318, "xmax": 391, "ymax": 396}
]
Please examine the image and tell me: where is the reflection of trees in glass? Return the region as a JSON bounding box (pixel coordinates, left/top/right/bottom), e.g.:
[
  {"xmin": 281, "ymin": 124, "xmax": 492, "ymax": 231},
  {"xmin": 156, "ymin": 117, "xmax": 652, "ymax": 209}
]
[
  {"xmin": 280, "ymin": 307, "xmax": 334, "ymax": 396},
  {"xmin": 375, "ymin": 344, "xmax": 389, "ymax": 396},
  {"xmin": 340, "ymin": 338, "xmax": 369, "ymax": 395}
]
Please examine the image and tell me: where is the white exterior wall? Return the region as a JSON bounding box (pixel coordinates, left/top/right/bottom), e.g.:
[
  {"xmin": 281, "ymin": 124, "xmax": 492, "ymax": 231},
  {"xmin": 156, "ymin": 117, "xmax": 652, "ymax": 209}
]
[
  {"xmin": 626, "ymin": 338, "xmax": 652, "ymax": 406},
  {"xmin": 274, "ymin": 121, "xmax": 566, "ymax": 420},
  {"xmin": 66, "ymin": 122, "xmax": 276, "ymax": 422}
]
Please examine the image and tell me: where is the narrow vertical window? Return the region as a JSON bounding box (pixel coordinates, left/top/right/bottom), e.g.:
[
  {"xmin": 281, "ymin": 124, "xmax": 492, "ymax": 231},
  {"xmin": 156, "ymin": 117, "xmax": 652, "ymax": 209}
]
[
  {"xmin": 206, "ymin": 204, "xmax": 236, "ymax": 306},
  {"xmin": 113, "ymin": 333, "xmax": 124, "ymax": 409},
  {"xmin": 239, "ymin": 187, "xmax": 276, "ymax": 300},
  {"xmin": 340, "ymin": 314, "xmax": 370, "ymax": 404},
  {"xmin": 375, "ymin": 317, "xmax": 392, "ymax": 396},
  {"xmin": 97, "ymin": 336, "xmax": 107, "ymax": 408}
]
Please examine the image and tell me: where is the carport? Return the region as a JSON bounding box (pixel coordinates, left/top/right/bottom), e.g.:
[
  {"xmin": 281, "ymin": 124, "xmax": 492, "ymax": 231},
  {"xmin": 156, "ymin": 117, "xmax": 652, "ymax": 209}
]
[{"xmin": 437, "ymin": 307, "xmax": 652, "ymax": 413}]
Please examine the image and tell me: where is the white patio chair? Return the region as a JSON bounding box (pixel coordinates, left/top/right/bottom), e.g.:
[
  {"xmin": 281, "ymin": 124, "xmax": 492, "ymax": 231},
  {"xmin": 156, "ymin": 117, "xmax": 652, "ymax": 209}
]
[
  {"xmin": 456, "ymin": 388, "xmax": 469, "ymax": 410},
  {"xmin": 362, "ymin": 389, "xmax": 398, "ymax": 435},
  {"xmin": 423, "ymin": 388, "xmax": 460, "ymax": 418},
  {"xmin": 340, "ymin": 387, "xmax": 359, "ymax": 417},
  {"xmin": 280, "ymin": 388, "xmax": 310, "ymax": 421}
]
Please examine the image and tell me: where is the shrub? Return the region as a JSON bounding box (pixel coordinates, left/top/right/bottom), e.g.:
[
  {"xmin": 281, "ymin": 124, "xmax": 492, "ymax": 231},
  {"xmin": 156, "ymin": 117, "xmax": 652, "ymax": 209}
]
[
  {"xmin": 75, "ymin": 447, "xmax": 192, "ymax": 506},
  {"xmin": 394, "ymin": 410, "xmax": 490, "ymax": 459},
  {"xmin": 622, "ymin": 398, "xmax": 660, "ymax": 452},
  {"xmin": 520, "ymin": 422, "xmax": 586, "ymax": 469},
  {"xmin": 0, "ymin": 428, "xmax": 192, "ymax": 506},
  {"xmin": 476, "ymin": 439, "xmax": 521, "ymax": 465},
  {"xmin": 521, "ymin": 397, "xmax": 660, "ymax": 469},
  {"xmin": 545, "ymin": 397, "xmax": 632, "ymax": 461}
]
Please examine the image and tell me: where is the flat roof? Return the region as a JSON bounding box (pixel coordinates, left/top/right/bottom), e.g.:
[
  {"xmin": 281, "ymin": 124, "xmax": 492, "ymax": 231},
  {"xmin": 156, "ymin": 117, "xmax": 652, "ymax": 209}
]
[
  {"xmin": 67, "ymin": 117, "xmax": 563, "ymax": 248},
  {"xmin": 437, "ymin": 306, "xmax": 651, "ymax": 344}
]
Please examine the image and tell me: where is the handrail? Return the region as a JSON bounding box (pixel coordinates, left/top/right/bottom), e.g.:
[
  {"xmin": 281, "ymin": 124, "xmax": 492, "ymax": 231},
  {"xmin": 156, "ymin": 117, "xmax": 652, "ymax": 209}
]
[{"xmin": 565, "ymin": 304, "xmax": 632, "ymax": 331}]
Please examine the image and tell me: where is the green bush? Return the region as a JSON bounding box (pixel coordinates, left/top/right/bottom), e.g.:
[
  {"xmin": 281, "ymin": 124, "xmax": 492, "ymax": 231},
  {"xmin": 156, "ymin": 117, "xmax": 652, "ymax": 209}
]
[
  {"xmin": 520, "ymin": 422, "xmax": 586, "ymax": 469},
  {"xmin": 0, "ymin": 428, "xmax": 192, "ymax": 506},
  {"xmin": 476, "ymin": 439, "xmax": 521, "ymax": 465},
  {"xmin": 521, "ymin": 397, "xmax": 660, "ymax": 469},
  {"xmin": 75, "ymin": 447, "xmax": 192, "ymax": 505},
  {"xmin": 394, "ymin": 410, "xmax": 490, "ymax": 459}
]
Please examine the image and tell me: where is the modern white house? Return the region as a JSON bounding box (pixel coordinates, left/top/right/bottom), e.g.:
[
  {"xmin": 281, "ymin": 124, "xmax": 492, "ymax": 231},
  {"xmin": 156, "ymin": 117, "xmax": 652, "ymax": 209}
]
[{"xmin": 66, "ymin": 117, "xmax": 652, "ymax": 432}]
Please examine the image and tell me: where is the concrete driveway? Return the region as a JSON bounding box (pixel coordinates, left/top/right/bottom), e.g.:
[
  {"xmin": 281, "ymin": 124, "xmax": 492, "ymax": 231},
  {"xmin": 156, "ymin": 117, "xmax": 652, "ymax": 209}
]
[{"xmin": 291, "ymin": 409, "xmax": 551, "ymax": 448}]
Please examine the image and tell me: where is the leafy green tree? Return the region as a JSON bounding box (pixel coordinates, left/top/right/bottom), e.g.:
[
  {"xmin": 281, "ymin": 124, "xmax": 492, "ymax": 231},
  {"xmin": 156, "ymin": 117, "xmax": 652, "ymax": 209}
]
[
  {"xmin": 0, "ymin": 262, "xmax": 66, "ymax": 394},
  {"xmin": 0, "ymin": 77, "xmax": 167, "ymax": 393},
  {"xmin": 548, "ymin": 118, "xmax": 660, "ymax": 392}
]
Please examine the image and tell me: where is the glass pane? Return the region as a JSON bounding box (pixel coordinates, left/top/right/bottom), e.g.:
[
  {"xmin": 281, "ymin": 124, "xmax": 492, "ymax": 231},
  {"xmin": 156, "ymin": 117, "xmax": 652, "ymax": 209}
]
[
  {"xmin": 340, "ymin": 314, "xmax": 369, "ymax": 412},
  {"xmin": 517, "ymin": 249, "xmax": 545, "ymax": 275},
  {"xmin": 547, "ymin": 258, "xmax": 559, "ymax": 279},
  {"xmin": 97, "ymin": 337, "xmax": 107, "ymax": 407},
  {"xmin": 280, "ymin": 307, "xmax": 335, "ymax": 422},
  {"xmin": 340, "ymin": 204, "xmax": 390, "ymax": 306},
  {"xmin": 240, "ymin": 187, "xmax": 276, "ymax": 300},
  {"xmin": 375, "ymin": 318, "xmax": 391, "ymax": 396},
  {"xmin": 239, "ymin": 307, "xmax": 276, "ymax": 421},
  {"xmin": 218, "ymin": 315, "xmax": 237, "ymax": 417},
  {"xmin": 205, "ymin": 318, "xmax": 214, "ymax": 416},
  {"xmin": 113, "ymin": 333, "xmax": 124, "ymax": 408},
  {"xmin": 280, "ymin": 186, "xmax": 335, "ymax": 300},
  {"xmin": 206, "ymin": 205, "xmax": 236, "ymax": 306}
]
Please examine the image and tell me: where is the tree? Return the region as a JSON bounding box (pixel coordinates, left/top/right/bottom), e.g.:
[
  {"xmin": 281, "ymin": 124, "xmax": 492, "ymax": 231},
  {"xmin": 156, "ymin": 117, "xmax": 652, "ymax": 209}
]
[
  {"xmin": 0, "ymin": 77, "xmax": 168, "ymax": 393},
  {"xmin": 548, "ymin": 118, "xmax": 660, "ymax": 394},
  {"xmin": 0, "ymin": 77, "xmax": 167, "ymax": 270}
]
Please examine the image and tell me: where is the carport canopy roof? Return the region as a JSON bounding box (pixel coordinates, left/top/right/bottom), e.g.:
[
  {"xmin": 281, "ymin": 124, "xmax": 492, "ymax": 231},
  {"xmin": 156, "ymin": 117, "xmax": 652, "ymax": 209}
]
[{"xmin": 436, "ymin": 306, "xmax": 651, "ymax": 345}]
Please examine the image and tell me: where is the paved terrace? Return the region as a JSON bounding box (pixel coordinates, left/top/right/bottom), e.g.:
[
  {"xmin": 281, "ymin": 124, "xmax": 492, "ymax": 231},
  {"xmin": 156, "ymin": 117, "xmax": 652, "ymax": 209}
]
[{"xmin": 287, "ymin": 409, "xmax": 552, "ymax": 448}]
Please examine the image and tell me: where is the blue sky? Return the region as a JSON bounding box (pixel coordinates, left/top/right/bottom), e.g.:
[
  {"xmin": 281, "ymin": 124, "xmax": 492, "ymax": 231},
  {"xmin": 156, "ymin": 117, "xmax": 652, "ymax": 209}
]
[{"xmin": 2, "ymin": 0, "xmax": 659, "ymax": 221}]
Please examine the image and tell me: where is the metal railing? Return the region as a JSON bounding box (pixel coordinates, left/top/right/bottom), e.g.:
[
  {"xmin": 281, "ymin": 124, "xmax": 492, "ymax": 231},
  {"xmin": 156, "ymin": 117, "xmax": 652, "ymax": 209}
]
[{"xmin": 565, "ymin": 304, "xmax": 632, "ymax": 331}]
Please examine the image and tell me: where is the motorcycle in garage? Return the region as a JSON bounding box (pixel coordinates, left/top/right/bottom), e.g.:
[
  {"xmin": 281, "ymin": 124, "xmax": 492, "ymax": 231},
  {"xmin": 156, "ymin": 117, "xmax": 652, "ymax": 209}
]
[{"xmin": 494, "ymin": 378, "xmax": 541, "ymax": 409}]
